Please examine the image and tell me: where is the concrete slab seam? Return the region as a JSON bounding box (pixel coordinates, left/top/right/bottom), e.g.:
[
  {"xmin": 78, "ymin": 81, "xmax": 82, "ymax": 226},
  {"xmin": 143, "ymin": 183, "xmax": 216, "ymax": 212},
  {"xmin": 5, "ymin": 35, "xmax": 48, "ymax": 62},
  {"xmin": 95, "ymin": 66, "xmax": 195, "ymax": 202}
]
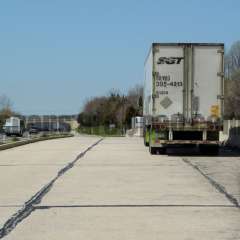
[
  {"xmin": 182, "ymin": 158, "xmax": 239, "ymax": 208},
  {"xmin": 34, "ymin": 204, "xmax": 236, "ymax": 210},
  {"xmin": 0, "ymin": 138, "xmax": 104, "ymax": 239}
]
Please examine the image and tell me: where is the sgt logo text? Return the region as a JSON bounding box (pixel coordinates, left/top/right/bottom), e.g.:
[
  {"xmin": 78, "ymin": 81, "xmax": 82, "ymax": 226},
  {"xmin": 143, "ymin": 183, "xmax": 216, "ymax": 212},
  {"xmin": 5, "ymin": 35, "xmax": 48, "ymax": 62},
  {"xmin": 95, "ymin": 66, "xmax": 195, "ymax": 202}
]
[{"xmin": 157, "ymin": 57, "xmax": 184, "ymax": 64}]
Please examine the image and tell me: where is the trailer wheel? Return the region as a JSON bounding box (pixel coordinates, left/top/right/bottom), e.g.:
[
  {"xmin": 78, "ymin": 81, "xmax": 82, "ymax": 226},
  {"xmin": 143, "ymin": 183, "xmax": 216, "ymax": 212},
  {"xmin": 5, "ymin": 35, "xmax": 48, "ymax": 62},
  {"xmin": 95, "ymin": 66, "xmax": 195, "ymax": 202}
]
[
  {"xmin": 156, "ymin": 147, "xmax": 166, "ymax": 155},
  {"xmin": 149, "ymin": 147, "xmax": 156, "ymax": 155}
]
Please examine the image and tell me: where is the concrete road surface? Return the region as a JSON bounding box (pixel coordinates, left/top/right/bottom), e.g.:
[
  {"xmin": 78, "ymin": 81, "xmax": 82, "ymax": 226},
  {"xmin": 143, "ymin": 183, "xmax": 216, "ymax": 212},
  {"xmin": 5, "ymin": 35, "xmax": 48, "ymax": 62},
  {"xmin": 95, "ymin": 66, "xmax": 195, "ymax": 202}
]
[
  {"xmin": 0, "ymin": 136, "xmax": 100, "ymax": 235},
  {"xmin": 0, "ymin": 136, "xmax": 240, "ymax": 239}
]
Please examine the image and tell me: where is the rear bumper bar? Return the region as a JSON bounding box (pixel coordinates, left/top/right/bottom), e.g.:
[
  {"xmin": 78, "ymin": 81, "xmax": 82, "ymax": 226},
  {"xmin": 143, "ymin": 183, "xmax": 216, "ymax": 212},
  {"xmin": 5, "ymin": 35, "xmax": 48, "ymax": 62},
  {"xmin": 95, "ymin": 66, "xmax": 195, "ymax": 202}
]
[{"xmin": 151, "ymin": 140, "xmax": 220, "ymax": 147}]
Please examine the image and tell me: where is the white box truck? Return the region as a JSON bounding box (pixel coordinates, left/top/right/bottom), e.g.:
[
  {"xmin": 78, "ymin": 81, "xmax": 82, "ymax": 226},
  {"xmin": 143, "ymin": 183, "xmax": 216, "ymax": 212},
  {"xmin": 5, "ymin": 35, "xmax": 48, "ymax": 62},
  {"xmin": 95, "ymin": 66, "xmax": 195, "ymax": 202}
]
[
  {"xmin": 3, "ymin": 117, "xmax": 25, "ymax": 136},
  {"xmin": 143, "ymin": 43, "xmax": 224, "ymax": 154}
]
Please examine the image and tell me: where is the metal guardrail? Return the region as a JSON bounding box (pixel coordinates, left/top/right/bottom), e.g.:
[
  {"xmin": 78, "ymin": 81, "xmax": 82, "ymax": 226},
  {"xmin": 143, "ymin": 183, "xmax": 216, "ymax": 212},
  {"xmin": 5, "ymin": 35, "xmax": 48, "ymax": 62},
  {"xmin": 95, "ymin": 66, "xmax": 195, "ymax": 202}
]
[{"xmin": 0, "ymin": 133, "xmax": 74, "ymax": 151}]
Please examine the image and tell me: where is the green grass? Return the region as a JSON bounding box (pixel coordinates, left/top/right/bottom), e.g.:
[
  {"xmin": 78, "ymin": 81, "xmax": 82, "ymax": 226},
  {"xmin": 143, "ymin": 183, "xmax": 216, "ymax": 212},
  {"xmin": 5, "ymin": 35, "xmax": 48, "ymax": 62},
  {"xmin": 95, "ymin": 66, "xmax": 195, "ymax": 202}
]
[{"xmin": 11, "ymin": 137, "xmax": 20, "ymax": 142}]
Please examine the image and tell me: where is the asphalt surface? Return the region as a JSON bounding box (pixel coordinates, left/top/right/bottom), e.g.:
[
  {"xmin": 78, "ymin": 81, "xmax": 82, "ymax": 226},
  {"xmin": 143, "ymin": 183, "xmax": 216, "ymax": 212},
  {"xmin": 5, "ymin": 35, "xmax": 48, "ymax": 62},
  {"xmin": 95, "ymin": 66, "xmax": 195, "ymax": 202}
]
[{"xmin": 0, "ymin": 136, "xmax": 239, "ymax": 239}]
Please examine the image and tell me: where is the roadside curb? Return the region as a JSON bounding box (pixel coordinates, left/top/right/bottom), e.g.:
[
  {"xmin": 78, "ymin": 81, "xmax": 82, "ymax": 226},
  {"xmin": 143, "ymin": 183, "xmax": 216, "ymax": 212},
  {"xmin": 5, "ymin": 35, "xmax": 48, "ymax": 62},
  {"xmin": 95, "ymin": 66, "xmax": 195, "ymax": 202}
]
[{"xmin": 0, "ymin": 134, "xmax": 74, "ymax": 151}]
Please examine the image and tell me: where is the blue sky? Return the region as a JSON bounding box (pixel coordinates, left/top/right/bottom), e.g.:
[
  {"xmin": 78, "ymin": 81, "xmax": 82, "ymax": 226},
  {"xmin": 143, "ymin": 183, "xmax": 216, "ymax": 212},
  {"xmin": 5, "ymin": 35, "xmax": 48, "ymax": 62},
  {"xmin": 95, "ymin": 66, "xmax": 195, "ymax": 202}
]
[{"xmin": 0, "ymin": 0, "xmax": 239, "ymax": 115}]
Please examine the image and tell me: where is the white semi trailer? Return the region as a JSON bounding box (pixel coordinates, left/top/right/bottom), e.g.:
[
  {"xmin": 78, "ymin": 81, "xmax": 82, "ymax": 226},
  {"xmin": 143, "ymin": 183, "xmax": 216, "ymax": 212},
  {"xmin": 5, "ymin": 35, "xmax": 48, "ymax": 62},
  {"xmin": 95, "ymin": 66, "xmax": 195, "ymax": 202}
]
[{"xmin": 143, "ymin": 43, "xmax": 224, "ymax": 154}]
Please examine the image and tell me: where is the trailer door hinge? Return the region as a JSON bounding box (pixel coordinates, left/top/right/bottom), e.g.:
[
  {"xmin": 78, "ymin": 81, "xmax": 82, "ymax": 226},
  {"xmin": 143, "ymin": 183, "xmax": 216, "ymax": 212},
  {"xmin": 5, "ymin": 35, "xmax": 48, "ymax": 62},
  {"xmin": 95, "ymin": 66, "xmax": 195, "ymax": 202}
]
[
  {"xmin": 217, "ymin": 95, "xmax": 224, "ymax": 100},
  {"xmin": 217, "ymin": 72, "xmax": 224, "ymax": 77},
  {"xmin": 153, "ymin": 47, "xmax": 159, "ymax": 53},
  {"xmin": 217, "ymin": 49, "xmax": 224, "ymax": 54},
  {"xmin": 153, "ymin": 72, "xmax": 158, "ymax": 77}
]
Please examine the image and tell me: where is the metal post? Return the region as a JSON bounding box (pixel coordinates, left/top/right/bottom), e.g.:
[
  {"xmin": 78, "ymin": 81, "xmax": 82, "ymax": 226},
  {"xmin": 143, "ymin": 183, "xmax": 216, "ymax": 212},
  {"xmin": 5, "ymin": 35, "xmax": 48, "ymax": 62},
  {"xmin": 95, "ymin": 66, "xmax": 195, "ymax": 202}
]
[
  {"xmin": 91, "ymin": 113, "xmax": 93, "ymax": 135},
  {"xmin": 121, "ymin": 95, "xmax": 125, "ymax": 136}
]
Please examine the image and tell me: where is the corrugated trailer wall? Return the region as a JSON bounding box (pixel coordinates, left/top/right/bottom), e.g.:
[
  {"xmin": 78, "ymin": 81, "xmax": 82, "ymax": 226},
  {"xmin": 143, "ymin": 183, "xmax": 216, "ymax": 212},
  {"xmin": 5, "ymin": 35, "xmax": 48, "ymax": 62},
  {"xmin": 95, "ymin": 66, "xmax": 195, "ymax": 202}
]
[
  {"xmin": 146, "ymin": 43, "xmax": 224, "ymax": 122},
  {"xmin": 143, "ymin": 47, "xmax": 153, "ymax": 117},
  {"xmin": 143, "ymin": 43, "xmax": 224, "ymax": 153},
  {"xmin": 192, "ymin": 45, "xmax": 224, "ymax": 120},
  {"xmin": 153, "ymin": 44, "xmax": 184, "ymax": 118}
]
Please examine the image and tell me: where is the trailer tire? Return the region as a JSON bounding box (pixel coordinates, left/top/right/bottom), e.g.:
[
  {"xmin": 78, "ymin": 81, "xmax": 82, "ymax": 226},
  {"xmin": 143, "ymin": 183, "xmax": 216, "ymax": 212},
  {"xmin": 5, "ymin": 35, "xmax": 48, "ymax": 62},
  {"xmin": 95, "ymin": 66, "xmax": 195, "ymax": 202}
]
[
  {"xmin": 149, "ymin": 147, "xmax": 156, "ymax": 155},
  {"xmin": 157, "ymin": 147, "xmax": 166, "ymax": 155}
]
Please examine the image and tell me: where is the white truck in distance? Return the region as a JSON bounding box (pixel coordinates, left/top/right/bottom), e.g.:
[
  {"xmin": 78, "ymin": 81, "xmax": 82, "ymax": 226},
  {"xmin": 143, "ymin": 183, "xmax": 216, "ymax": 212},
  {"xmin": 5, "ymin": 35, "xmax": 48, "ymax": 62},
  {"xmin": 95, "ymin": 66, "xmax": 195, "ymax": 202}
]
[
  {"xmin": 3, "ymin": 117, "xmax": 25, "ymax": 136},
  {"xmin": 143, "ymin": 43, "xmax": 224, "ymax": 154}
]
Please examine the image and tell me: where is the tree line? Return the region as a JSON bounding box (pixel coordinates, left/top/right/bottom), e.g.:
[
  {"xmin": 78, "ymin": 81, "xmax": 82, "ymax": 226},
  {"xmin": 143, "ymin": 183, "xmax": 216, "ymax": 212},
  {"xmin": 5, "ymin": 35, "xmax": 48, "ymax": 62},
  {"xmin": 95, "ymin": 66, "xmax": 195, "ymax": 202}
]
[
  {"xmin": 77, "ymin": 84, "xmax": 143, "ymax": 130},
  {"xmin": 224, "ymin": 41, "xmax": 240, "ymax": 119},
  {"xmin": 0, "ymin": 95, "xmax": 15, "ymax": 129},
  {"xmin": 77, "ymin": 41, "xmax": 240, "ymax": 126}
]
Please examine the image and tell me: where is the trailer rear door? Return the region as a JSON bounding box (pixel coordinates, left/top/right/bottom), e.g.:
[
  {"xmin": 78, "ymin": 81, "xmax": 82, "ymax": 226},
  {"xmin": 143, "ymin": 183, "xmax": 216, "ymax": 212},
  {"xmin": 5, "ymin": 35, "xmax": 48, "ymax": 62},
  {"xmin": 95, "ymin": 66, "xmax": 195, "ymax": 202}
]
[{"xmin": 153, "ymin": 45, "xmax": 184, "ymax": 119}]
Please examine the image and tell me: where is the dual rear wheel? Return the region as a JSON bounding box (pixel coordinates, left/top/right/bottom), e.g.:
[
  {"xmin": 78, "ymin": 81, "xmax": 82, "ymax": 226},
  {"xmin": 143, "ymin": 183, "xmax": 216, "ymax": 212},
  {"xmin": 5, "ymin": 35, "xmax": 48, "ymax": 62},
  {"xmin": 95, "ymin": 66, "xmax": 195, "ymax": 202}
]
[{"xmin": 149, "ymin": 147, "xmax": 166, "ymax": 155}]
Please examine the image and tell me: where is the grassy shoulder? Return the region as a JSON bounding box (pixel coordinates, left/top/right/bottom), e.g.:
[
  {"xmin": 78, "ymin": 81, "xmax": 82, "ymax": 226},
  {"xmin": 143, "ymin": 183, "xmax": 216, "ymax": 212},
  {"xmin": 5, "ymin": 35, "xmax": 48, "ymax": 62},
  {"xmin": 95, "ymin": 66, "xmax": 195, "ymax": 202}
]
[{"xmin": 78, "ymin": 126, "xmax": 124, "ymax": 137}]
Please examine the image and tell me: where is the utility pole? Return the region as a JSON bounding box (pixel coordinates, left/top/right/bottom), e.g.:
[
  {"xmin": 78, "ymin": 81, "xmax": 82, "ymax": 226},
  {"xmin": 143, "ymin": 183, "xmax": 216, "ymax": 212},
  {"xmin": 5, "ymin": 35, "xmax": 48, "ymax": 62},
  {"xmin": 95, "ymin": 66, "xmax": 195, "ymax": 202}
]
[{"xmin": 121, "ymin": 95, "xmax": 126, "ymax": 136}]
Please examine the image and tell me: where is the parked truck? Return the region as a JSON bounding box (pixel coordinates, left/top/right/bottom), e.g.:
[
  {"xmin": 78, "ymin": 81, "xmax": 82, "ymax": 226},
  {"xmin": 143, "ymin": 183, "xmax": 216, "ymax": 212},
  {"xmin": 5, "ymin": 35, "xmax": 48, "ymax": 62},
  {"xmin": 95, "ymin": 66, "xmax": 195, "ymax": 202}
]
[
  {"xmin": 3, "ymin": 117, "xmax": 25, "ymax": 136},
  {"xmin": 143, "ymin": 43, "xmax": 224, "ymax": 154}
]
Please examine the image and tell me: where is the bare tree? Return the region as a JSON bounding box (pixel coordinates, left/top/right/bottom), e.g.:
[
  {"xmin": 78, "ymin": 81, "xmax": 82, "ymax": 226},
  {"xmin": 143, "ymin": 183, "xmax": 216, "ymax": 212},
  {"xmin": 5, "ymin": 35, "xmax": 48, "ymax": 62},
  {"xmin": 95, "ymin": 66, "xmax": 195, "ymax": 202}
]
[
  {"xmin": 224, "ymin": 80, "xmax": 240, "ymax": 118},
  {"xmin": 224, "ymin": 41, "xmax": 240, "ymax": 119},
  {"xmin": 231, "ymin": 69, "xmax": 240, "ymax": 81},
  {"xmin": 0, "ymin": 94, "xmax": 12, "ymax": 110},
  {"xmin": 127, "ymin": 84, "xmax": 143, "ymax": 109},
  {"xmin": 78, "ymin": 85, "xmax": 144, "ymax": 130},
  {"xmin": 225, "ymin": 41, "xmax": 240, "ymax": 78},
  {"xmin": 0, "ymin": 95, "xmax": 13, "ymax": 128}
]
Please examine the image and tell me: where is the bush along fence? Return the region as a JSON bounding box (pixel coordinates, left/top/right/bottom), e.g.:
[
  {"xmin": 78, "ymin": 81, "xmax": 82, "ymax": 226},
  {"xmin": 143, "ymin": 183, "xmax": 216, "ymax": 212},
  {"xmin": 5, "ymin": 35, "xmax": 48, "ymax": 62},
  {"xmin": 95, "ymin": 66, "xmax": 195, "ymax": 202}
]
[{"xmin": 78, "ymin": 126, "xmax": 124, "ymax": 136}]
